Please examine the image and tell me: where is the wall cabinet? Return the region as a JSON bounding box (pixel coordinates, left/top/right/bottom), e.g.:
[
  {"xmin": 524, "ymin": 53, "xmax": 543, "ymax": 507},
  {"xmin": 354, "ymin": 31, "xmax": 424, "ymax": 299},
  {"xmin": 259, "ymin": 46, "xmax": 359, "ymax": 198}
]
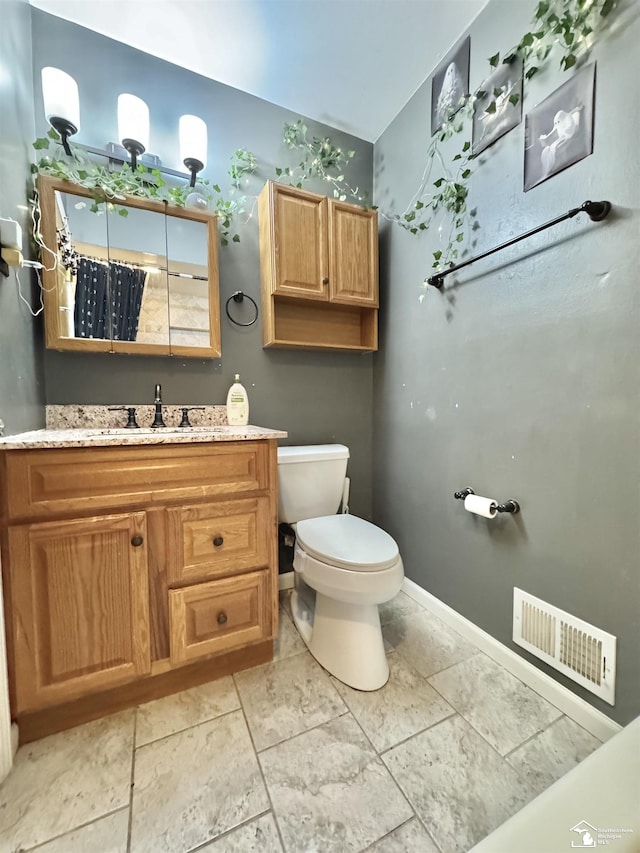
[
  {"xmin": 0, "ymin": 440, "xmax": 279, "ymax": 740},
  {"xmin": 259, "ymin": 182, "xmax": 378, "ymax": 351}
]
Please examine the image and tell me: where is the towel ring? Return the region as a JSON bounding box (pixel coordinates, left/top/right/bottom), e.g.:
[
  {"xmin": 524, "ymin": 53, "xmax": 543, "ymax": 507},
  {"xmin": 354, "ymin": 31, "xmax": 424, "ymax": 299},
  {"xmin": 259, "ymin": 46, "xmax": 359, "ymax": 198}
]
[{"xmin": 225, "ymin": 291, "xmax": 259, "ymax": 327}]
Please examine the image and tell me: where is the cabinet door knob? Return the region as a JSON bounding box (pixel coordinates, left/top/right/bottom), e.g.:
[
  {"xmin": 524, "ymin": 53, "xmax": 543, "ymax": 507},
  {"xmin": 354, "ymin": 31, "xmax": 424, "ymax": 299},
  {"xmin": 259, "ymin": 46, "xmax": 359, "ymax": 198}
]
[
  {"xmin": 213, "ymin": 535, "xmax": 224, "ymax": 547},
  {"xmin": 131, "ymin": 535, "xmax": 144, "ymax": 547},
  {"xmin": 322, "ymin": 277, "xmax": 329, "ymax": 285},
  {"xmin": 217, "ymin": 611, "xmax": 228, "ymax": 625}
]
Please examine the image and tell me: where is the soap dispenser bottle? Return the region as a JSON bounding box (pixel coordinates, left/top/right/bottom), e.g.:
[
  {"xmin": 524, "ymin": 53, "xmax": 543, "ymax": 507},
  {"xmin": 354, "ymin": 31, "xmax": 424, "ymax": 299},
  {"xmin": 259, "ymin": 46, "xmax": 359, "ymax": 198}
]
[{"xmin": 226, "ymin": 374, "xmax": 249, "ymax": 426}]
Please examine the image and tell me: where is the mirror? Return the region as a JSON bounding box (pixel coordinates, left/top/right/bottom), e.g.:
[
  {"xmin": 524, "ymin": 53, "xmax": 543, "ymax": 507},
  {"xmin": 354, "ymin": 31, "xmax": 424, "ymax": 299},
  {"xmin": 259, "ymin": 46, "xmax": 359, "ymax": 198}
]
[{"xmin": 39, "ymin": 175, "xmax": 220, "ymax": 357}]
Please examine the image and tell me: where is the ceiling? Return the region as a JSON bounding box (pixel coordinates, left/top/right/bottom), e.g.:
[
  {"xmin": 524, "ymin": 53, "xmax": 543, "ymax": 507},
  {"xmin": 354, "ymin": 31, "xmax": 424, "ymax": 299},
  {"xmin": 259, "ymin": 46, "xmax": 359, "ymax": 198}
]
[{"xmin": 29, "ymin": 0, "xmax": 487, "ymax": 142}]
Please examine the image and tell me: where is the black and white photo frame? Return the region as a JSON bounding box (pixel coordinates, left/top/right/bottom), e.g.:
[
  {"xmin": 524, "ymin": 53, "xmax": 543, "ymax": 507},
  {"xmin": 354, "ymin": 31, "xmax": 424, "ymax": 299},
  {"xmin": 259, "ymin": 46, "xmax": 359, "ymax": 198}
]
[
  {"xmin": 431, "ymin": 36, "xmax": 470, "ymax": 136},
  {"xmin": 524, "ymin": 62, "xmax": 596, "ymax": 191},
  {"xmin": 472, "ymin": 57, "xmax": 524, "ymax": 156}
]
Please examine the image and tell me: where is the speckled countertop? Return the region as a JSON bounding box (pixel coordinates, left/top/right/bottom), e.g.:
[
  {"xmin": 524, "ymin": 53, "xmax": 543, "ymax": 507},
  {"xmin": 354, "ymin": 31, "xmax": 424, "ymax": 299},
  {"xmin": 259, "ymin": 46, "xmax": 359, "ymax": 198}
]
[{"xmin": 0, "ymin": 405, "xmax": 287, "ymax": 449}]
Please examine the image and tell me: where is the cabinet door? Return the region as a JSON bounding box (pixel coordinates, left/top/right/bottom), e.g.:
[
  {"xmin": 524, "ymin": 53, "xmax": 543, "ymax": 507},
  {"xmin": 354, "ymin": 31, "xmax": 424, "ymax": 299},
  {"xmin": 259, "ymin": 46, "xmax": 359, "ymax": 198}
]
[
  {"xmin": 329, "ymin": 202, "xmax": 379, "ymax": 306},
  {"xmin": 169, "ymin": 570, "xmax": 271, "ymax": 663},
  {"xmin": 272, "ymin": 185, "xmax": 329, "ymax": 299},
  {"xmin": 9, "ymin": 512, "xmax": 151, "ymax": 713}
]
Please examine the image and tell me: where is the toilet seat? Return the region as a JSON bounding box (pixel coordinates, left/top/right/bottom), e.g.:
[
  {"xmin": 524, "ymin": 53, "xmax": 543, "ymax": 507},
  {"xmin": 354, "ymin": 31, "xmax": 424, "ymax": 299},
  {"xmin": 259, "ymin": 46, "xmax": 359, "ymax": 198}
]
[{"xmin": 295, "ymin": 514, "xmax": 399, "ymax": 572}]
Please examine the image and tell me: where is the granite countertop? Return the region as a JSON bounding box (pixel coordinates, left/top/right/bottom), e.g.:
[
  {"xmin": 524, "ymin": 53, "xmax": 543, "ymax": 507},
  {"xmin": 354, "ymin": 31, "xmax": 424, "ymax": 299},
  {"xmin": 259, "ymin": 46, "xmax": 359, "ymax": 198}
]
[{"xmin": 0, "ymin": 424, "xmax": 287, "ymax": 450}]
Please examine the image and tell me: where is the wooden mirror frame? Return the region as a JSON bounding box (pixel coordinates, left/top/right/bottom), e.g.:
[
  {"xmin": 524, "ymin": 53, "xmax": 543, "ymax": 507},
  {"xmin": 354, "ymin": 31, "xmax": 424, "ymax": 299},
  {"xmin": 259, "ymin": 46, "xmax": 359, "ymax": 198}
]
[{"xmin": 38, "ymin": 175, "xmax": 221, "ymax": 358}]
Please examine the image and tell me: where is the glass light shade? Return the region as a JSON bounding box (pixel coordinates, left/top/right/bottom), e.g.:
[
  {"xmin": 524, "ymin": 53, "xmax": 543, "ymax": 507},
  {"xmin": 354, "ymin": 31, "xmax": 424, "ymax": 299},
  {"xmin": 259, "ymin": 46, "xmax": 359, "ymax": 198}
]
[
  {"xmin": 179, "ymin": 115, "xmax": 207, "ymax": 169},
  {"xmin": 118, "ymin": 93, "xmax": 149, "ymax": 151},
  {"xmin": 41, "ymin": 67, "xmax": 80, "ymax": 131}
]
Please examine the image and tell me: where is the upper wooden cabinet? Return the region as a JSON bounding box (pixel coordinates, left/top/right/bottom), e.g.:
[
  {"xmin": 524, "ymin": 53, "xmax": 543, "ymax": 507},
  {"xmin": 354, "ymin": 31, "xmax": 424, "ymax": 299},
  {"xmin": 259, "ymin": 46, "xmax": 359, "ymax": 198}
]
[{"xmin": 259, "ymin": 182, "xmax": 378, "ymax": 351}]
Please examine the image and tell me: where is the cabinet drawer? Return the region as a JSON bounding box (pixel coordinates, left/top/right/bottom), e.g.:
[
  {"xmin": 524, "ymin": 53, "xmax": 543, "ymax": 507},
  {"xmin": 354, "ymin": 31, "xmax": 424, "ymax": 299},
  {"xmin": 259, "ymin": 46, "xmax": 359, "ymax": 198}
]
[
  {"xmin": 169, "ymin": 570, "xmax": 271, "ymax": 663},
  {"xmin": 5, "ymin": 442, "xmax": 270, "ymax": 521},
  {"xmin": 167, "ymin": 497, "xmax": 271, "ymax": 585}
]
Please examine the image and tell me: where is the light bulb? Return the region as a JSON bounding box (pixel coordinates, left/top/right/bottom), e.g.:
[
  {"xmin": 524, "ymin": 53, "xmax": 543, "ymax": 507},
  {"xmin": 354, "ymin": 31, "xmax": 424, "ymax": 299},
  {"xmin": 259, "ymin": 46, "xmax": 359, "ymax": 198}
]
[
  {"xmin": 41, "ymin": 67, "xmax": 80, "ymax": 131},
  {"xmin": 179, "ymin": 115, "xmax": 207, "ymax": 169},
  {"xmin": 118, "ymin": 93, "xmax": 149, "ymax": 152}
]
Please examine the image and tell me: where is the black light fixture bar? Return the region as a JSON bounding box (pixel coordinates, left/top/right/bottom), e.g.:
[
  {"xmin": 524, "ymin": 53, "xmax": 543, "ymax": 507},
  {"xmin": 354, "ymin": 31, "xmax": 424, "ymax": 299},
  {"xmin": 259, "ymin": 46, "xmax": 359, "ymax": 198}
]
[
  {"xmin": 74, "ymin": 142, "xmax": 190, "ymax": 180},
  {"xmin": 427, "ymin": 200, "xmax": 612, "ymax": 289}
]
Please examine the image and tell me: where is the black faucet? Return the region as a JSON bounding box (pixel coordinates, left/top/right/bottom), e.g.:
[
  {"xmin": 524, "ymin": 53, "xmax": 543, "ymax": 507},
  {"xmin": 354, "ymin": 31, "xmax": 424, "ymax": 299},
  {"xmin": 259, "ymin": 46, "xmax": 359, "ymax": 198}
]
[{"xmin": 151, "ymin": 383, "xmax": 166, "ymax": 428}]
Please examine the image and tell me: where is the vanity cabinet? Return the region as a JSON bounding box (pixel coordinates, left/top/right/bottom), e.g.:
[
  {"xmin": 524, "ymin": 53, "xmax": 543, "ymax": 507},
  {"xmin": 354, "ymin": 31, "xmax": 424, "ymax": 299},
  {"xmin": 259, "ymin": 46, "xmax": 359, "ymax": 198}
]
[
  {"xmin": 0, "ymin": 439, "xmax": 279, "ymax": 739},
  {"xmin": 258, "ymin": 181, "xmax": 379, "ymax": 351}
]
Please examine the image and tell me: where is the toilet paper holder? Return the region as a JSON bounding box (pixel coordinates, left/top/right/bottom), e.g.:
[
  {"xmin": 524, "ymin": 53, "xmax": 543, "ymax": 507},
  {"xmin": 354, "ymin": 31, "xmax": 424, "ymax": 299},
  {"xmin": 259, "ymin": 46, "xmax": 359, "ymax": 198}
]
[{"xmin": 454, "ymin": 488, "xmax": 520, "ymax": 514}]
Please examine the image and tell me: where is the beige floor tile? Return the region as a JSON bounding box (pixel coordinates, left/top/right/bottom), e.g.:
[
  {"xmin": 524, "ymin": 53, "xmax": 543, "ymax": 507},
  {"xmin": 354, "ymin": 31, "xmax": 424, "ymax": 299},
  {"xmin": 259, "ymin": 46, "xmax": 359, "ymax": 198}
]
[
  {"xmin": 272, "ymin": 609, "xmax": 305, "ymax": 662},
  {"xmin": 332, "ymin": 652, "xmax": 454, "ymax": 752},
  {"xmin": 27, "ymin": 808, "xmax": 130, "ymax": 853},
  {"xmin": 366, "ymin": 816, "xmax": 439, "ymax": 852},
  {"xmin": 382, "ymin": 609, "xmax": 477, "ymax": 676},
  {"xmin": 382, "ymin": 714, "xmax": 535, "ymax": 853},
  {"xmin": 0, "ymin": 710, "xmax": 135, "ymax": 853},
  {"xmin": 129, "ymin": 710, "xmax": 269, "ymax": 853},
  {"xmin": 260, "ymin": 714, "xmax": 413, "ymax": 852},
  {"xmin": 506, "ymin": 714, "xmax": 602, "ymax": 795},
  {"xmin": 379, "ymin": 591, "xmax": 424, "ymax": 625},
  {"xmin": 234, "ymin": 651, "xmax": 347, "ymax": 751},
  {"xmin": 197, "ymin": 812, "xmax": 282, "ymax": 851},
  {"xmin": 136, "ymin": 676, "xmax": 240, "ymax": 746},
  {"xmin": 428, "ymin": 653, "xmax": 563, "ymax": 755}
]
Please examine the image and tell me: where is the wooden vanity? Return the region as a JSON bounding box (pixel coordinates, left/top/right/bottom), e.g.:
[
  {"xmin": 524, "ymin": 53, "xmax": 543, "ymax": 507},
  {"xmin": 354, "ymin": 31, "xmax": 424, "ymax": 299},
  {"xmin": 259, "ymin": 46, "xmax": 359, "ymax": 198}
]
[{"xmin": 0, "ymin": 427, "xmax": 285, "ymax": 742}]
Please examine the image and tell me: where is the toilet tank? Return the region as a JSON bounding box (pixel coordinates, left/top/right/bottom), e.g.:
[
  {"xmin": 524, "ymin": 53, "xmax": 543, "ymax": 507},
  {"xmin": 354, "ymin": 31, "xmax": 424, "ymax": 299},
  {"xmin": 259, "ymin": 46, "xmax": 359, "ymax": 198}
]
[{"xmin": 277, "ymin": 444, "xmax": 349, "ymax": 523}]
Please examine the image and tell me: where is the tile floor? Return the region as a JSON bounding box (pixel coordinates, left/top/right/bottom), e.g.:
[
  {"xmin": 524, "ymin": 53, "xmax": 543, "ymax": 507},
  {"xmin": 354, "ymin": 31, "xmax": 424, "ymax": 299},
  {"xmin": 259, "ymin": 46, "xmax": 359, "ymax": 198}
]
[{"xmin": 0, "ymin": 590, "xmax": 603, "ymax": 853}]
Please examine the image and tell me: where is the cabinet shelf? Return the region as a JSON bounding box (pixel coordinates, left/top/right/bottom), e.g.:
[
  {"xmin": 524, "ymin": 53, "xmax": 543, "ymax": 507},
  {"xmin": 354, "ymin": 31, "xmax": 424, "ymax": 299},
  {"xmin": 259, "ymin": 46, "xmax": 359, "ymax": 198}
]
[{"xmin": 266, "ymin": 295, "xmax": 377, "ymax": 351}]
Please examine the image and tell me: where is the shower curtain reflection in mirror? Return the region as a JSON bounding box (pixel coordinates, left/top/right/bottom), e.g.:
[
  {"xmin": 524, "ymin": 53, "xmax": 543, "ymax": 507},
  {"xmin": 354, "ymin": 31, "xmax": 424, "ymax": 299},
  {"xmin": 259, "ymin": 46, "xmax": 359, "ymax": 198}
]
[{"xmin": 74, "ymin": 256, "xmax": 146, "ymax": 341}]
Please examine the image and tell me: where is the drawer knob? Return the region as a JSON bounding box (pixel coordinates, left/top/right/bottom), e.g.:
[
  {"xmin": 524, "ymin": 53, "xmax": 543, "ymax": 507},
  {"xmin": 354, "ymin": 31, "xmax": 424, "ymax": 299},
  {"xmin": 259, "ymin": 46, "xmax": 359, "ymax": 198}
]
[
  {"xmin": 217, "ymin": 611, "xmax": 228, "ymax": 625},
  {"xmin": 322, "ymin": 277, "xmax": 329, "ymax": 285},
  {"xmin": 131, "ymin": 535, "xmax": 144, "ymax": 547},
  {"xmin": 213, "ymin": 535, "xmax": 224, "ymax": 547}
]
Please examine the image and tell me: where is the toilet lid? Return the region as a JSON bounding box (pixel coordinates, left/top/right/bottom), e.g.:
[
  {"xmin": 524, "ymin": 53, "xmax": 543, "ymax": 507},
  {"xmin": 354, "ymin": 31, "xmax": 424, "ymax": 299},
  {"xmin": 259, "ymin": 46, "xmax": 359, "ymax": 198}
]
[{"xmin": 295, "ymin": 514, "xmax": 399, "ymax": 572}]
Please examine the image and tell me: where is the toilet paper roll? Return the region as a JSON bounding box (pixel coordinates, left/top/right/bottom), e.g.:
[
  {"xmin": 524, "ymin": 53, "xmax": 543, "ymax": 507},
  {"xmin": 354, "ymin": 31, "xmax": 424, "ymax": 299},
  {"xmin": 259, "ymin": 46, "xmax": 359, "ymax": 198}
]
[{"xmin": 464, "ymin": 493, "xmax": 498, "ymax": 518}]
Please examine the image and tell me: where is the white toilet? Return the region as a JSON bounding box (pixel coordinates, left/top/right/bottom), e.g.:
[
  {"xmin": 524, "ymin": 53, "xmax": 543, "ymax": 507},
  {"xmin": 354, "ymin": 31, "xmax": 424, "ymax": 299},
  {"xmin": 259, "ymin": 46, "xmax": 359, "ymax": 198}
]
[{"xmin": 277, "ymin": 444, "xmax": 404, "ymax": 691}]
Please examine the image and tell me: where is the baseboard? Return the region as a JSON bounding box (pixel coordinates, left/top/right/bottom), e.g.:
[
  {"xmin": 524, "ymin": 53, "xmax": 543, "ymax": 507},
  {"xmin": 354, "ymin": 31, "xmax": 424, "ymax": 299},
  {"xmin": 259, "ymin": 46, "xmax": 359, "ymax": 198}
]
[
  {"xmin": 278, "ymin": 571, "xmax": 295, "ymax": 591},
  {"xmin": 402, "ymin": 578, "xmax": 622, "ymax": 743}
]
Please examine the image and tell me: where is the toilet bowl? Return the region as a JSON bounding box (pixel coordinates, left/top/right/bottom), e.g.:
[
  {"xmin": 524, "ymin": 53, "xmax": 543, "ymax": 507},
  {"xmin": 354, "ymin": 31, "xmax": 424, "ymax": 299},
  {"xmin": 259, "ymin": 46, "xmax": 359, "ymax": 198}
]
[{"xmin": 278, "ymin": 445, "xmax": 404, "ymax": 691}]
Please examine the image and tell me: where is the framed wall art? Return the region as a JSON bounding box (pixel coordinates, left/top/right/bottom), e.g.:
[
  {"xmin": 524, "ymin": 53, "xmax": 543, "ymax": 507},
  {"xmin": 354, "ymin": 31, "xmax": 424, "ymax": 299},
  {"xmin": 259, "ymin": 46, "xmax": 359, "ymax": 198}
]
[
  {"xmin": 524, "ymin": 62, "xmax": 596, "ymax": 191},
  {"xmin": 431, "ymin": 36, "xmax": 470, "ymax": 136},
  {"xmin": 472, "ymin": 57, "xmax": 524, "ymax": 156}
]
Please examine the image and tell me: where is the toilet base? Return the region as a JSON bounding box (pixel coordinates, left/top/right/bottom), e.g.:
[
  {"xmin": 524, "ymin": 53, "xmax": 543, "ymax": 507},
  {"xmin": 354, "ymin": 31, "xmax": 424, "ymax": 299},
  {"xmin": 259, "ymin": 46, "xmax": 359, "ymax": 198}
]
[{"xmin": 291, "ymin": 589, "xmax": 389, "ymax": 691}]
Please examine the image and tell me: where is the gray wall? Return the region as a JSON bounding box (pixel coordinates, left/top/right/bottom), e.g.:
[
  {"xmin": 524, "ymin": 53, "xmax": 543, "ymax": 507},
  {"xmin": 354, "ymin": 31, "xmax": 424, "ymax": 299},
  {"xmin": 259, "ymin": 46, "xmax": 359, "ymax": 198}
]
[
  {"xmin": 0, "ymin": 1, "xmax": 45, "ymax": 435},
  {"xmin": 31, "ymin": 11, "xmax": 374, "ymax": 519},
  {"xmin": 373, "ymin": 0, "xmax": 640, "ymax": 725}
]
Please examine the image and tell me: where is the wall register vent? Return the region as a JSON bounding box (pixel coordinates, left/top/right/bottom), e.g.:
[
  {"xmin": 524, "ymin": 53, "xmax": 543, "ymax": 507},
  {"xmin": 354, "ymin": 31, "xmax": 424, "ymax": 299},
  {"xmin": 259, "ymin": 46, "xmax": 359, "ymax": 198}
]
[{"xmin": 513, "ymin": 588, "xmax": 616, "ymax": 705}]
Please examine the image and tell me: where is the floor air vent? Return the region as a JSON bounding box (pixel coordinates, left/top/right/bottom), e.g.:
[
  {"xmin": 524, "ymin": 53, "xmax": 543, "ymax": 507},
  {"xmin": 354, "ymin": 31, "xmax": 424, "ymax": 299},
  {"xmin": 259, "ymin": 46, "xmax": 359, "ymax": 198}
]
[{"xmin": 513, "ymin": 588, "xmax": 616, "ymax": 705}]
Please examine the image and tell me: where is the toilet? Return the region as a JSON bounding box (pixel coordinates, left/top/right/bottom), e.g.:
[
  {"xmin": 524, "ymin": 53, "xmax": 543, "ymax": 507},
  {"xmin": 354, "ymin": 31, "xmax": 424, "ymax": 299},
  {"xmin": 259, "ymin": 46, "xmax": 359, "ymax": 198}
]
[{"xmin": 277, "ymin": 444, "xmax": 404, "ymax": 690}]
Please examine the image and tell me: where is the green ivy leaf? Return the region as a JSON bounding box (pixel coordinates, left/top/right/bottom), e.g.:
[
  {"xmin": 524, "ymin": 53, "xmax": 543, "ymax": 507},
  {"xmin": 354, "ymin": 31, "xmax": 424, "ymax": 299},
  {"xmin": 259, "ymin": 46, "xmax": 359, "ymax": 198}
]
[
  {"xmin": 433, "ymin": 250, "xmax": 443, "ymax": 261},
  {"xmin": 462, "ymin": 141, "xmax": 471, "ymax": 152},
  {"xmin": 275, "ymin": 167, "xmax": 282, "ymax": 176},
  {"xmin": 47, "ymin": 128, "xmax": 60, "ymax": 140},
  {"xmin": 118, "ymin": 208, "xmax": 129, "ymax": 217},
  {"xmin": 521, "ymin": 32, "xmax": 535, "ymax": 47},
  {"xmin": 461, "ymin": 169, "xmax": 471, "ymax": 179},
  {"xmin": 221, "ymin": 237, "xmax": 229, "ymax": 247},
  {"xmin": 509, "ymin": 94, "xmax": 520, "ymax": 106},
  {"xmin": 33, "ymin": 137, "xmax": 50, "ymax": 150},
  {"xmin": 415, "ymin": 200, "xmax": 424, "ymax": 209},
  {"xmin": 563, "ymin": 53, "xmax": 577, "ymax": 69},
  {"xmin": 433, "ymin": 178, "xmax": 444, "ymax": 188},
  {"xmin": 489, "ymin": 52, "xmax": 500, "ymax": 67},
  {"xmin": 485, "ymin": 101, "xmax": 497, "ymax": 114},
  {"xmin": 525, "ymin": 66, "xmax": 539, "ymax": 79},
  {"xmin": 601, "ymin": 0, "xmax": 614, "ymax": 15},
  {"xmin": 404, "ymin": 211, "xmax": 416, "ymax": 222},
  {"xmin": 456, "ymin": 233, "xmax": 464, "ymax": 242},
  {"xmin": 410, "ymin": 227, "xmax": 418, "ymax": 234},
  {"xmin": 232, "ymin": 234, "xmax": 240, "ymax": 243}
]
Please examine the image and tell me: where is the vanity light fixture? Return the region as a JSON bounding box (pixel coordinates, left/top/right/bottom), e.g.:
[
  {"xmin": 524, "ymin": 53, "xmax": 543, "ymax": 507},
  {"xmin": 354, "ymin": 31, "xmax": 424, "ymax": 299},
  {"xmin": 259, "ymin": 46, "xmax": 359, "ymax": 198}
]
[
  {"xmin": 179, "ymin": 115, "xmax": 208, "ymax": 187},
  {"xmin": 41, "ymin": 67, "xmax": 80, "ymax": 156},
  {"xmin": 117, "ymin": 93, "xmax": 149, "ymax": 171}
]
